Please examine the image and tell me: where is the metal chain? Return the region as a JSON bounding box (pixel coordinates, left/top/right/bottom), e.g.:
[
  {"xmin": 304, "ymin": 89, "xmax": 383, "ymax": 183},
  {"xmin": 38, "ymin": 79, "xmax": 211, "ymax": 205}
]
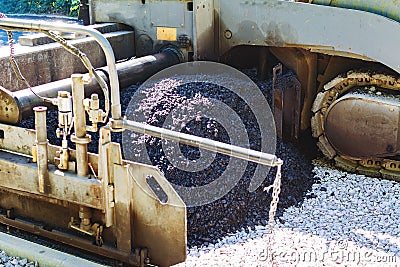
[
  {"xmin": 268, "ymin": 161, "xmax": 282, "ymax": 230},
  {"xmin": 95, "ymin": 225, "xmax": 104, "ymax": 247},
  {"xmin": 0, "ymin": 12, "xmax": 53, "ymax": 102},
  {"xmin": 45, "ymin": 30, "xmax": 94, "ymax": 74},
  {"xmin": 264, "ymin": 159, "xmax": 283, "ymax": 266}
]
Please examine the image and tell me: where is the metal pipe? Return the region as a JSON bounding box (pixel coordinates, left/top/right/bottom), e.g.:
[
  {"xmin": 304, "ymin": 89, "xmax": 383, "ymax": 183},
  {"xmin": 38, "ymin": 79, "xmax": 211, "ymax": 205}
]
[
  {"xmin": 0, "ymin": 17, "xmax": 121, "ymax": 119},
  {"xmin": 33, "ymin": 106, "xmax": 48, "ymax": 193},
  {"xmin": 79, "ymin": 206, "xmax": 92, "ymax": 231},
  {"xmin": 0, "ymin": 50, "xmax": 182, "ymax": 124},
  {"xmin": 120, "ymin": 119, "xmax": 281, "ymax": 167},
  {"xmin": 71, "ymin": 74, "xmax": 89, "ymax": 177}
]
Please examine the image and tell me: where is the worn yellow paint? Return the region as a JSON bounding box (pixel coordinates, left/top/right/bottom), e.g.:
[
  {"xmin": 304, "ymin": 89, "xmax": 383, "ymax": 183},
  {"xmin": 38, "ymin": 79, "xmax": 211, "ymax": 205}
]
[{"xmin": 157, "ymin": 27, "xmax": 177, "ymax": 41}]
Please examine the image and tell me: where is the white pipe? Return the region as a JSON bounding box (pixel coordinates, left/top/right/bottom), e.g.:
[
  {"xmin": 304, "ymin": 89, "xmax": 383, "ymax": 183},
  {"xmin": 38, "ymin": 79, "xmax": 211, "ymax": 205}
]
[
  {"xmin": 0, "ymin": 18, "xmax": 122, "ymax": 120},
  {"xmin": 33, "ymin": 106, "xmax": 48, "ymax": 193},
  {"xmin": 71, "ymin": 74, "xmax": 89, "ymax": 177}
]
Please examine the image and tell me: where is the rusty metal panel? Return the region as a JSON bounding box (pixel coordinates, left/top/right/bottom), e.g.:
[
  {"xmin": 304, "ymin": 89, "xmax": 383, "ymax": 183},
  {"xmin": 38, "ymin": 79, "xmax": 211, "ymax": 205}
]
[
  {"xmin": 97, "ymin": 128, "xmax": 115, "ymax": 228},
  {"xmin": 114, "ymin": 164, "xmax": 132, "ymax": 252},
  {"xmin": 0, "ymin": 150, "xmax": 103, "ymax": 209},
  {"xmin": 129, "ymin": 163, "xmax": 186, "ymax": 267},
  {"xmin": 0, "ymin": 124, "xmax": 36, "ymax": 155},
  {"xmin": 96, "ymin": 127, "xmax": 186, "ymax": 265},
  {"xmin": 91, "ymin": 0, "xmax": 194, "ymax": 59},
  {"xmin": 194, "ymin": 0, "xmax": 217, "ymax": 60},
  {"xmin": 272, "ymin": 64, "xmax": 301, "ymax": 141},
  {"xmin": 0, "ymin": 123, "xmax": 99, "ymax": 169}
]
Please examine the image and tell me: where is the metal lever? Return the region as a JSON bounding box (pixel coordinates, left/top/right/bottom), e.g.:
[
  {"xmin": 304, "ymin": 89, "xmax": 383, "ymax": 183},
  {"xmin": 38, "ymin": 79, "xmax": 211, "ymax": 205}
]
[{"xmin": 119, "ymin": 119, "xmax": 282, "ymax": 167}]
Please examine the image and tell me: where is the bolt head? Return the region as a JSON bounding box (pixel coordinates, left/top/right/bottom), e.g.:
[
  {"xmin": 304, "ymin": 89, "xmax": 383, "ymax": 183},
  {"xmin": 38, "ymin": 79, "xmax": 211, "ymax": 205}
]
[{"xmin": 224, "ymin": 30, "xmax": 232, "ymax": 39}]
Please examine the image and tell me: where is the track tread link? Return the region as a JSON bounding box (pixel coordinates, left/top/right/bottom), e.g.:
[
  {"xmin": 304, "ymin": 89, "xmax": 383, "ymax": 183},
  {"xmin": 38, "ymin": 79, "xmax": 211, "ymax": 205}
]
[{"xmin": 311, "ymin": 71, "xmax": 400, "ymax": 181}]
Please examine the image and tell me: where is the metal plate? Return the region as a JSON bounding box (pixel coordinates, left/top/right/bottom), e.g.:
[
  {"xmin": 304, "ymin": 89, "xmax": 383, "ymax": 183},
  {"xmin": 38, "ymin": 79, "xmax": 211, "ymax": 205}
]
[
  {"xmin": 151, "ymin": 1, "xmax": 184, "ymax": 27},
  {"xmin": 325, "ymin": 93, "xmax": 400, "ymax": 158},
  {"xmin": 272, "ymin": 65, "xmax": 301, "ymax": 141},
  {"xmin": 0, "ymin": 87, "xmax": 20, "ymax": 124},
  {"xmin": 129, "ymin": 163, "xmax": 186, "ymax": 267}
]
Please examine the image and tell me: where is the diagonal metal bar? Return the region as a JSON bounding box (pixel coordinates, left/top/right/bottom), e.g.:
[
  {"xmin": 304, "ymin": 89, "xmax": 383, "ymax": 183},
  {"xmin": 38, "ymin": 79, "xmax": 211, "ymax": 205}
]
[{"xmin": 120, "ymin": 119, "xmax": 282, "ymax": 167}]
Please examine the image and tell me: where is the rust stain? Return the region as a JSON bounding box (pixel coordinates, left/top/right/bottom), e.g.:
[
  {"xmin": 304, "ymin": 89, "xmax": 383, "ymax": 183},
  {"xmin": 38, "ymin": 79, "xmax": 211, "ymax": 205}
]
[{"xmin": 90, "ymin": 184, "xmax": 103, "ymax": 207}]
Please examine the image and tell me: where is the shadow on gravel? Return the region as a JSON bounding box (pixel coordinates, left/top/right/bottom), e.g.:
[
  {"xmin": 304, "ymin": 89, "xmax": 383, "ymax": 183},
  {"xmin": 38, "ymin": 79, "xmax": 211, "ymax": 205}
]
[{"xmin": 182, "ymin": 136, "xmax": 317, "ymax": 248}]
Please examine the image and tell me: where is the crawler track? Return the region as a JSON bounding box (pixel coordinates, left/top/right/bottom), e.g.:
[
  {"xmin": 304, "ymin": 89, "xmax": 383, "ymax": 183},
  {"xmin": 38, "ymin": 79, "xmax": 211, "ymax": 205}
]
[{"xmin": 311, "ymin": 71, "xmax": 400, "ymax": 180}]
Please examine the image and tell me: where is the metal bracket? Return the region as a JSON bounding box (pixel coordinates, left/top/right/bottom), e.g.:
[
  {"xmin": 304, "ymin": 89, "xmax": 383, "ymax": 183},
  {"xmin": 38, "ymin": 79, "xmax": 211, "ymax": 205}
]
[
  {"xmin": 0, "ymin": 212, "xmax": 144, "ymax": 266},
  {"xmin": 69, "ymin": 218, "xmax": 104, "ymax": 246},
  {"xmin": 272, "ymin": 63, "xmax": 302, "ymax": 141}
]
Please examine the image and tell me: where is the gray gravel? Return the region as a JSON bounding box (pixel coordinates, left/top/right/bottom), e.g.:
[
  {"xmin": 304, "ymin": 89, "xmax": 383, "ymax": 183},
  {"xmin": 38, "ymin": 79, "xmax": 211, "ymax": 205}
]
[
  {"xmin": 177, "ymin": 160, "xmax": 400, "ymax": 266},
  {"xmin": 0, "ymin": 251, "xmax": 37, "ymax": 267}
]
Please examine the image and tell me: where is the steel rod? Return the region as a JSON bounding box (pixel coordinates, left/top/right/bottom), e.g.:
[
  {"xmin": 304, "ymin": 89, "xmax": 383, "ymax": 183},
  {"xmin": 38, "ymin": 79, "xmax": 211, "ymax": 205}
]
[
  {"xmin": 33, "ymin": 106, "xmax": 48, "ymax": 193},
  {"xmin": 121, "ymin": 119, "xmax": 281, "ymax": 167},
  {"xmin": 71, "ymin": 74, "xmax": 89, "ymax": 177}
]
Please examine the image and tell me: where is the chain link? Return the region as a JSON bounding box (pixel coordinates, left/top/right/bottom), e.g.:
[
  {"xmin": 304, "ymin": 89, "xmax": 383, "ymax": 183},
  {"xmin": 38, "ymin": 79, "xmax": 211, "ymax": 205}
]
[
  {"xmin": 0, "ymin": 13, "xmax": 55, "ymax": 102},
  {"xmin": 95, "ymin": 225, "xmax": 104, "ymax": 247},
  {"xmin": 268, "ymin": 161, "xmax": 282, "ymax": 230},
  {"xmin": 264, "ymin": 159, "xmax": 283, "ymax": 266},
  {"xmin": 45, "ymin": 30, "xmax": 94, "ymax": 75}
]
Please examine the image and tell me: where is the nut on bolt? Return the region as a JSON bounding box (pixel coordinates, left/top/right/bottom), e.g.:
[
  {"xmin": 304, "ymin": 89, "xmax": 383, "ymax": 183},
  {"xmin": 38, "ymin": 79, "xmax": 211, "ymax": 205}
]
[{"xmin": 224, "ymin": 30, "xmax": 232, "ymax": 39}]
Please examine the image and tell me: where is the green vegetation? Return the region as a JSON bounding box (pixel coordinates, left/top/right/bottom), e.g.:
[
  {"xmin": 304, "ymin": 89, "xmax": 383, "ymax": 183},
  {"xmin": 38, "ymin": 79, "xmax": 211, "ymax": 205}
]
[{"xmin": 0, "ymin": 0, "xmax": 80, "ymax": 17}]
